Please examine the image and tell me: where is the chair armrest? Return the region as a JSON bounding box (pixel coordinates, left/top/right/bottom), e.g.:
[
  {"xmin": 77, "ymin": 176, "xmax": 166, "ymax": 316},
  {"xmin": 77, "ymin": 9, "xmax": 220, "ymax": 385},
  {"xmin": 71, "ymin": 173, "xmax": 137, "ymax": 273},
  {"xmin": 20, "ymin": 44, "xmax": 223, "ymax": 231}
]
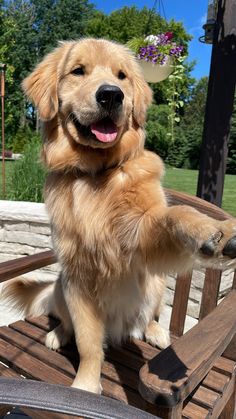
[
  {"xmin": 165, "ymin": 188, "xmax": 232, "ymax": 221},
  {"xmin": 0, "ymin": 250, "xmax": 57, "ymax": 284},
  {"xmin": 0, "ymin": 378, "xmax": 157, "ymax": 419},
  {"xmin": 139, "ymin": 289, "xmax": 236, "ymax": 408}
]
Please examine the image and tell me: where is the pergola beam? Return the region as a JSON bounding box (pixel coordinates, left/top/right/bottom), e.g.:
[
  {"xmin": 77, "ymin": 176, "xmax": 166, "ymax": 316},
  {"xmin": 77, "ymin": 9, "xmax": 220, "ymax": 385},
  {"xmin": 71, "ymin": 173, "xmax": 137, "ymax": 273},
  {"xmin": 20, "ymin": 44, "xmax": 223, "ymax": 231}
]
[{"xmin": 197, "ymin": 0, "xmax": 236, "ymax": 206}]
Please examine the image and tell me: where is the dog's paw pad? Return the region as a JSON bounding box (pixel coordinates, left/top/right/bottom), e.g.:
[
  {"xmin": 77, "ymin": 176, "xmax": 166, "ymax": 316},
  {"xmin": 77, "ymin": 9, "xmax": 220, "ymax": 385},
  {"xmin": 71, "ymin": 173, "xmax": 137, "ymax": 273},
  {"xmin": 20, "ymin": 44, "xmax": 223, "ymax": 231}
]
[{"xmin": 223, "ymin": 236, "xmax": 236, "ymax": 258}]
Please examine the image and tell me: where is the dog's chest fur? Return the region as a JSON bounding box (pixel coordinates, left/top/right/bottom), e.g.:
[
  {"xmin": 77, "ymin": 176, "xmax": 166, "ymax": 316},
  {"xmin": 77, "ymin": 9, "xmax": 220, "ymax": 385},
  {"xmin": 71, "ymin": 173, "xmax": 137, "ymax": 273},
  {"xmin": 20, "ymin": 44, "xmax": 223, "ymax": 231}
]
[
  {"xmin": 46, "ymin": 154, "xmax": 163, "ymax": 270},
  {"xmin": 45, "ymin": 153, "xmax": 166, "ymax": 342}
]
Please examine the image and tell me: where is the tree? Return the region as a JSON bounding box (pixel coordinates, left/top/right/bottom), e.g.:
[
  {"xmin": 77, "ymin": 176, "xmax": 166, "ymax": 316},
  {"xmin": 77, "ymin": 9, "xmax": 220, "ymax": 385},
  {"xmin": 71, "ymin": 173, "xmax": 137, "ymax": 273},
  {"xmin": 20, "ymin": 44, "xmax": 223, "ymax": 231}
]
[
  {"xmin": 145, "ymin": 104, "xmax": 169, "ymax": 159},
  {"xmin": 171, "ymin": 77, "xmax": 208, "ymax": 169},
  {"xmin": 86, "ymin": 7, "xmax": 191, "ymax": 47},
  {"xmin": 32, "ymin": 0, "xmax": 95, "ymax": 56}
]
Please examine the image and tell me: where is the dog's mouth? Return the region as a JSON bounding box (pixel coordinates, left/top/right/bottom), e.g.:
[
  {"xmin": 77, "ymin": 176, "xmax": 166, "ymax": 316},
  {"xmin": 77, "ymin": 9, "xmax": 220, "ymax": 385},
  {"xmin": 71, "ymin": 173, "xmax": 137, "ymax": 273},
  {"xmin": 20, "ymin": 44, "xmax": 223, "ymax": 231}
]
[{"xmin": 72, "ymin": 115, "xmax": 118, "ymax": 144}]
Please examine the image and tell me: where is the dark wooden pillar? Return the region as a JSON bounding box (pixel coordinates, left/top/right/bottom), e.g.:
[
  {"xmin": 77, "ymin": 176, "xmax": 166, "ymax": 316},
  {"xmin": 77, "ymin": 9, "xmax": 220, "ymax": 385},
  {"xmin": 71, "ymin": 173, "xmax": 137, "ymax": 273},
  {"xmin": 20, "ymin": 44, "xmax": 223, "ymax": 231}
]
[{"xmin": 197, "ymin": 0, "xmax": 236, "ymax": 206}]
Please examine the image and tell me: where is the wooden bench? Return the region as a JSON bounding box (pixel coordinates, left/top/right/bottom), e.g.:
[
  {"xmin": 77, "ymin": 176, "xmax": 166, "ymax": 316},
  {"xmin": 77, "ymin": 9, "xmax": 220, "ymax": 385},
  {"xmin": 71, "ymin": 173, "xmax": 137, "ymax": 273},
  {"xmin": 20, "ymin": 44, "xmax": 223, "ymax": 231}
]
[{"xmin": 0, "ymin": 189, "xmax": 236, "ymax": 418}]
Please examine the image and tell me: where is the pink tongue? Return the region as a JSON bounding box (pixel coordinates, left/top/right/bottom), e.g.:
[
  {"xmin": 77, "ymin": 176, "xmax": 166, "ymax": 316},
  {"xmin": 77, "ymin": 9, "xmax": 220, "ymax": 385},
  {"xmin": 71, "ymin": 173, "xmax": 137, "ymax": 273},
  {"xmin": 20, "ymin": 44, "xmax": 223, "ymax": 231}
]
[{"xmin": 91, "ymin": 120, "xmax": 118, "ymax": 143}]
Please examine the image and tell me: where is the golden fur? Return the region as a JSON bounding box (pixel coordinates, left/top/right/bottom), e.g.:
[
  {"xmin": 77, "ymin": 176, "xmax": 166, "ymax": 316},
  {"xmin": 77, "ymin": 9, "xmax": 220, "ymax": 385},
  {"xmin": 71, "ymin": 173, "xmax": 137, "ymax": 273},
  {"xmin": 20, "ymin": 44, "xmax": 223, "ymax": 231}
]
[{"xmin": 3, "ymin": 38, "xmax": 236, "ymax": 394}]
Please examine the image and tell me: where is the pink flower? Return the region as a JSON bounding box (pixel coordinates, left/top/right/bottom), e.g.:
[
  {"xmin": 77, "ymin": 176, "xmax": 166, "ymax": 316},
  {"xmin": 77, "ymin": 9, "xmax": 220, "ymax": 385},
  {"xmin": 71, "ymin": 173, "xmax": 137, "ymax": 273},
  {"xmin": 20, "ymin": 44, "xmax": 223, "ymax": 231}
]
[{"xmin": 165, "ymin": 31, "xmax": 173, "ymax": 40}]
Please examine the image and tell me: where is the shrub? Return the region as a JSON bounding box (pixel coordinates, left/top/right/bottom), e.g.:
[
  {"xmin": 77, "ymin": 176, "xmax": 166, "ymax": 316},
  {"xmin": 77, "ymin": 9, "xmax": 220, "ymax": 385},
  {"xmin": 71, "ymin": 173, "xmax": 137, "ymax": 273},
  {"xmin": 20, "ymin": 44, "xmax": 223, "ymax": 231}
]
[
  {"xmin": 11, "ymin": 127, "xmax": 40, "ymax": 153},
  {"xmin": 7, "ymin": 139, "xmax": 46, "ymax": 203},
  {"xmin": 145, "ymin": 120, "xmax": 169, "ymax": 160},
  {"xmin": 145, "ymin": 104, "xmax": 170, "ymax": 160}
]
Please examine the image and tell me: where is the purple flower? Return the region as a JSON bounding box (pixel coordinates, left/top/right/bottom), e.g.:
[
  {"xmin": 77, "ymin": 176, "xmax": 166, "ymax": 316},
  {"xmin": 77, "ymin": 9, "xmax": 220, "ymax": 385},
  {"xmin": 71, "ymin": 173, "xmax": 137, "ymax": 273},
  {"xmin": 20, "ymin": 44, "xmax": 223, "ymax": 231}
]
[{"xmin": 136, "ymin": 33, "xmax": 184, "ymax": 65}]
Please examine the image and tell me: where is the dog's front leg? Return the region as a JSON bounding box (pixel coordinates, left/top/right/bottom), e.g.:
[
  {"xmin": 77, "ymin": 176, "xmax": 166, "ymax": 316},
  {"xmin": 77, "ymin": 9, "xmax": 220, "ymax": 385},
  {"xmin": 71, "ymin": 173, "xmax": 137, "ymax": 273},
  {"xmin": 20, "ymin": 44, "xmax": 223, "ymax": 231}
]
[
  {"xmin": 146, "ymin": 205, "xmax": 236, "ymax": 272},
  {"xmin": 63, "ymin": 285, "xmax": 105, "ymax": 394}
]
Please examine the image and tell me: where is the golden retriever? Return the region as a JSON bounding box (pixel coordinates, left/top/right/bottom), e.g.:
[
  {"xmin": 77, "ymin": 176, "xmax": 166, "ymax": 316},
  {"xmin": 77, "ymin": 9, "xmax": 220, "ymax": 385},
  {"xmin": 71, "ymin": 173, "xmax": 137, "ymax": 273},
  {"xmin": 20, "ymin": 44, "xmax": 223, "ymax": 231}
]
[{"xmin": 4, "ymin": 38, "xmax": 236, "ymax": 394}]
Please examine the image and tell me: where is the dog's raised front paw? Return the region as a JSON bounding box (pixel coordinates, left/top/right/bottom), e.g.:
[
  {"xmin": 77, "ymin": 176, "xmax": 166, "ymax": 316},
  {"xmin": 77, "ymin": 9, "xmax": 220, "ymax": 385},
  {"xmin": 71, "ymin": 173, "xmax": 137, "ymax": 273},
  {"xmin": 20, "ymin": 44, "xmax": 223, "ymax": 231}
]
[{"xmin": 199, "ymin": 220, "xmax": 236, "ymax": 268}]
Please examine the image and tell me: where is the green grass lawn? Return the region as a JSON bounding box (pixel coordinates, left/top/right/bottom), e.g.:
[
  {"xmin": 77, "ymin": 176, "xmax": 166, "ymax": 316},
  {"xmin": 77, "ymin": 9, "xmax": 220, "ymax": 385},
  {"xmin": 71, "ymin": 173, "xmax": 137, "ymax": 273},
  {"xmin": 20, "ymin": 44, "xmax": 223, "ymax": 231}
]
[
  {"xmin": 163, "ymin": 167, "xmax": 236, "ymax": 216},
  {"xmin": 0, "ymin": 161, "xmax": 15, "ymax": 199}
]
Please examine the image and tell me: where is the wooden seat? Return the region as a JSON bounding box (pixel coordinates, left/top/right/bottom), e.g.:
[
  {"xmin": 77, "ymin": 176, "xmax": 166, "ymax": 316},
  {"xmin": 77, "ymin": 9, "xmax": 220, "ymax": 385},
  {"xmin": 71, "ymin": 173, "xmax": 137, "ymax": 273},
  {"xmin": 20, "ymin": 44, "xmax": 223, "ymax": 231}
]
[{"xmin": 0, "ymin": 189, "xmax": 236, "ymax": 418}]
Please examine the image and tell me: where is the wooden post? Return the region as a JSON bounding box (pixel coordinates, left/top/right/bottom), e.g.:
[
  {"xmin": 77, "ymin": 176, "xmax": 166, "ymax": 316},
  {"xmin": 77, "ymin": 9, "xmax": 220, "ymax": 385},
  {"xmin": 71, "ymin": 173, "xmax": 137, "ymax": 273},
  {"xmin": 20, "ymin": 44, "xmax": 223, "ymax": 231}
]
[
  {"xmin": 0, "ymin": 63, "xmax": 6, "ymax": 199},
  {"xmin": 197, "ymin": 0, "xmax": 236, "ymax": 206}
]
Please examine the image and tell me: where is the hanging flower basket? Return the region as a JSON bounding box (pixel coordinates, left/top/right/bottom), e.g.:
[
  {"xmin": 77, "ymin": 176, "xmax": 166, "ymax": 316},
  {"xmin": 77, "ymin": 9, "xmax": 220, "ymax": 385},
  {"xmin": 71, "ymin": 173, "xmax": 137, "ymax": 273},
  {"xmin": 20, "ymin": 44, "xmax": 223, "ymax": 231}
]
[
  {"xmin": 138, "ymin": 56, "xmax": 173, "ymax": 83},
  {"xmin": 127, "ymin": 32, "xmax": 184, "ymax": 83}
]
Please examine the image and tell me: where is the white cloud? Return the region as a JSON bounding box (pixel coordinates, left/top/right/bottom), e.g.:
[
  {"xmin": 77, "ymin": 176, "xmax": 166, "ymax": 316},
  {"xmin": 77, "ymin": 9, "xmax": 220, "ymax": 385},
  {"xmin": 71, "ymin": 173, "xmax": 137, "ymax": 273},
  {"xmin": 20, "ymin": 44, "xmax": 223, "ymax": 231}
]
[
  {"xmin": 200, "ymin": 13, "xmax": 207, "ymax": 26},
  {"xmin": 189, "ymin": 13, "xmax": 207, "ymax": 35}
]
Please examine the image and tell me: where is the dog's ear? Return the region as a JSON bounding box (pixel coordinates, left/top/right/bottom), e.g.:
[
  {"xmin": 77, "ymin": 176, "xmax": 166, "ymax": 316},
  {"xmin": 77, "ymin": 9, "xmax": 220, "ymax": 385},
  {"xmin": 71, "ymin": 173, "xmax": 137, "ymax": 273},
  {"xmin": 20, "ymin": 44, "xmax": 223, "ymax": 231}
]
[
  {"xmin": 22, "ymin": 48, "xmax": 62, "ymax": 121},
  {"xmin": 132, "ymin": 71, "xmax": 153, "ymax": 127}
]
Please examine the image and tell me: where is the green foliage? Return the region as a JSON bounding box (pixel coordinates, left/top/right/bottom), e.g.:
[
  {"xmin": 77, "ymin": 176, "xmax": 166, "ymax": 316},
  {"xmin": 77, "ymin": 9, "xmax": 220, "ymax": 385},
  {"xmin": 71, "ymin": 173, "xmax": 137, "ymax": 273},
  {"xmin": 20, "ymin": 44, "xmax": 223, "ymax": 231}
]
[
  {"xmin": 7, "ymin": 140, "xmax": 46, "ymax": 202},
  {"xmin": 166, "ymin": 76, "xmax": 208, "ymax": 169},
  {"xmin": 145, "ymin": 121, "xmax": 169, "ymax": 160},
  {"xmin": 166, "ymin": 129, "xmax": 187, "ymax": 168},
  {"xmin": 145, "ymin": 104, "xmax": 169, "ymax": 160},
  {"xmin": 165, "ymin": 56, "xmax": 186, "ymax": 142},
  {"xmin": 11, "ymin": 127, "xmax": 40, "ymax": 153}
]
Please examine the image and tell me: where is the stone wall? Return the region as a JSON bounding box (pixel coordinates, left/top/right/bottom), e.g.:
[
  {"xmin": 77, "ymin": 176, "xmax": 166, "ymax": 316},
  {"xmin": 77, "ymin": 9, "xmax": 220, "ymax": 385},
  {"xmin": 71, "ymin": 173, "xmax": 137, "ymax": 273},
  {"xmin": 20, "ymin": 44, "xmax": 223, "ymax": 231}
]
[
  {"xmin": 0, "ymin": 200, "xmax": 60, "ymax": 282},
  {"xmin": 0, "ymin": 200, "xmax": 234, "ymax": 320}
]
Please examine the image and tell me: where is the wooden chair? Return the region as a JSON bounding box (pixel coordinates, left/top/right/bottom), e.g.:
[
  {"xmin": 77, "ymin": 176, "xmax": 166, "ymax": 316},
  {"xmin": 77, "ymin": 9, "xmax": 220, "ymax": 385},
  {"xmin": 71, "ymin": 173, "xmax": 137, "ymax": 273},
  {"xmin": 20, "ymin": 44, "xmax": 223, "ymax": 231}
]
[{"xmin": 0, "ymin": 189, "xmax": 236, "ymax": 419}]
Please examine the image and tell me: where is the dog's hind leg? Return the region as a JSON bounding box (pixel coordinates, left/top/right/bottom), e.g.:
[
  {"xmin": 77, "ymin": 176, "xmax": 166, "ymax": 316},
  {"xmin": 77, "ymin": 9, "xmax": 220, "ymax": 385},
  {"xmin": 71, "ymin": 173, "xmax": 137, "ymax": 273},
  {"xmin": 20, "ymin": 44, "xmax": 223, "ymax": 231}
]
[{"xmin": 45, "ymin": 274, "xmax": 73, "ymax": 350}]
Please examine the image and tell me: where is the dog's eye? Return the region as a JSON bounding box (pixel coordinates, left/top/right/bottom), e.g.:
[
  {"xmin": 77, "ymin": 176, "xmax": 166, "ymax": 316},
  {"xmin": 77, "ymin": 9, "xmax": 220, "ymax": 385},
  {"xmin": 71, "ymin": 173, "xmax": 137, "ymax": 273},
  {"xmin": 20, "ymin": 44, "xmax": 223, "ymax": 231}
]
[
  {"xmin": 118, "ymin": 71, "xmax": 126, "ymax": 80},
  {"xmin": 71, "ymin": 67, "xmax": 84, "ymax": 76}
]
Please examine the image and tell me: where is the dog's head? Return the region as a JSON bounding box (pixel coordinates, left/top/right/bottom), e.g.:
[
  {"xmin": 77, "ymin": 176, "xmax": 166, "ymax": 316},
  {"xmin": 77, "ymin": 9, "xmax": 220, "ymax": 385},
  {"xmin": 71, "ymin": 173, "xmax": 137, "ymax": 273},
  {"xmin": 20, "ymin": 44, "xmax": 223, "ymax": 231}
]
[{"xmin": 23, "ymin": 39, "xmax": 152, "ymax": 169}]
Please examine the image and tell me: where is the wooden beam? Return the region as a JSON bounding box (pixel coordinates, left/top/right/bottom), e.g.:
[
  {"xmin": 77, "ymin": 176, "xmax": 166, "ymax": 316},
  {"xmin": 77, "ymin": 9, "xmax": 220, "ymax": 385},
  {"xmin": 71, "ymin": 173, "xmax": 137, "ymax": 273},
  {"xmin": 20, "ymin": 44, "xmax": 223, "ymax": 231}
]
[{"xmin": 197, "ymin": 0, "xmax": 236, "ymax": 206}]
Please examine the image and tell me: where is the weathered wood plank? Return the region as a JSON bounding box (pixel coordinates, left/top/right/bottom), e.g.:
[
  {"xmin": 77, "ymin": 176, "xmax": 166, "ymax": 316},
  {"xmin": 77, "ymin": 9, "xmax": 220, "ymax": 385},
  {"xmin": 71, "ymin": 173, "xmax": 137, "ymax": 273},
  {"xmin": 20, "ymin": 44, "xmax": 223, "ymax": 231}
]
[
  {"xmin": 182, "ymin": 401, "xmax": 210, "ymax": 419},
  {"xmin": 199, "ymin": 269, "xmax": 222, "ymax": 320},
  {"xmin": 169, "ymin": 272, "xmax": 192, "ymax": 337},
  {"xmin": 139, "ymin": 290, "xmax": 236, "ymax": 407},
  {"xmin": 0, "ymin": 250, "xmax": 56, "ymax": 283},
  {"xmin": 202, "ymin": 369, "xmax": 230, "ymax": 394}
]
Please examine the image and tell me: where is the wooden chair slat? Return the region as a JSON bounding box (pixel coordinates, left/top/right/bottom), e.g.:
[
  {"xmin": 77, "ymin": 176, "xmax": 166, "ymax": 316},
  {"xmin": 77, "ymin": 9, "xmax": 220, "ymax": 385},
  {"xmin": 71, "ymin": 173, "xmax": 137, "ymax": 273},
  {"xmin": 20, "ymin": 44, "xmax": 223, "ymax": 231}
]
[
  {"xmin": 26, "ymin": 315, "xmax": 59, "ymax": 331},
  {"xmin": 0, "ymin": 337, "xmax": 72, "ymax": 385},
  {"xmin": 8, "ymin": 321, "xmax": 141, "ymax": 393},
  {"xmin": 206, "ymin": 374, "xmax": 235, "ymax": 419},
  {"xmin": 0, "ymin": 325, "xmax": 75, "ymax": 378},
  {"xmin": 191, "ymin": 385, "xmax": 220, "ymax": 409},
  {"xmin": 199, "ymin": 268, "xmax": 222, "ymax": 320},
  {"xmin": 0, "ymin": 362, "xmax": 20, "ymax": 379},
  {"xmin": 169, "ymin": 272, "xmax": 192, "ymax": 336},
  {"xmin": 0, "ymin": 330, "xmax": 145, "ymax": 409},
  {"xmin": 202, "ymin": 369, "xmax": 230, "ymax": 393},
  {"xmin": 182, "ymin": 401, "xmax": 210, "ymax": 419},
  {"xmin": 213, "ymin": 356, "xmax": 236, "ymax": 376}
]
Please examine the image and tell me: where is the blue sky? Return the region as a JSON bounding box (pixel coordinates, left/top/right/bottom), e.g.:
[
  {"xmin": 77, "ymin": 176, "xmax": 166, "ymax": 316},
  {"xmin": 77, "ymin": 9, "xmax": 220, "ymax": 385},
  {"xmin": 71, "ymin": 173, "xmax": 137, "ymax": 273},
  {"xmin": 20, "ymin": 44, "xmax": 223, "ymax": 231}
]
[{"xmin": 92, "ymin": 0, "xmax": 212, "ymax": 79}]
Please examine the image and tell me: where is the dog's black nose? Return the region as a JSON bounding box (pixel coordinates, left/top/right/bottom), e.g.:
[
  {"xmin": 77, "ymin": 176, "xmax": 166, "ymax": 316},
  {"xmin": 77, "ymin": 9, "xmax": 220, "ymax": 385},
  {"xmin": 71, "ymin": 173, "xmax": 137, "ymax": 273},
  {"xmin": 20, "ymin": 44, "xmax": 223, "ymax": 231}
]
[{"xmin": 96, "ymin": 85, "xmax": 124, "ymax": 111}]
